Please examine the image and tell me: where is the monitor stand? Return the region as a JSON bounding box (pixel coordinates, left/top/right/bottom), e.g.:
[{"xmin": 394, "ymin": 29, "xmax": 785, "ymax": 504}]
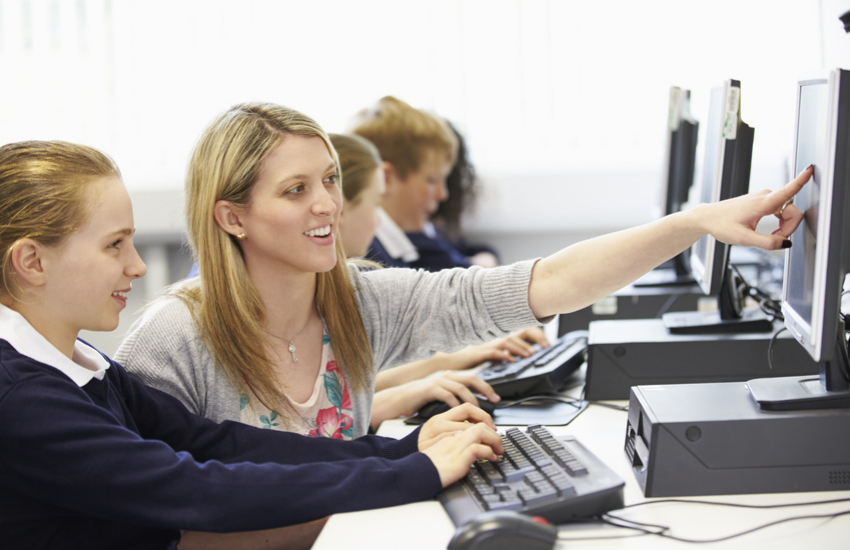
[
  {"xmin": 661, "ymin": 265, "xmax": 773, "ymax": 334},
  {"xmin": 662, "ymin": 307, "xmax": 773, "ymax": 334},
  {"xmin": 747, "ymin": 375, "xmax": 850, "ymax": 410},
  {"xmin": 748, "ymin": 325, "xmax": 850, "ymax": 410}
]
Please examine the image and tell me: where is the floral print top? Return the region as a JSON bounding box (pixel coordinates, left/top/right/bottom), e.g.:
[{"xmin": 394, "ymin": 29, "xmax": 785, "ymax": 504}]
[{"xmin": 238, "ymin": 325, "xmax": 354, "ymax": 439}]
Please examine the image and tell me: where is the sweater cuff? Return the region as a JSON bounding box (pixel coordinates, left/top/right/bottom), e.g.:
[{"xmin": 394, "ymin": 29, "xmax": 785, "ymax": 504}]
[
  {"xmin": 481, "ymin": 259, "xmax": 551, "ymax": 329},
  {"xmin": 379, "ymin": 425, "xmax": 423, "ymax": 461},
  {"xmin": 392, "ymin": 451, "xmax": 443, "ymax": 501}
]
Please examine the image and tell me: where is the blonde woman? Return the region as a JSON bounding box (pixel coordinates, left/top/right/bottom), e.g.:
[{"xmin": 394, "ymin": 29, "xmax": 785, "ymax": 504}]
[{"xmin": 116, "ymin": 98, "xmax": 808, "ymax": 439}]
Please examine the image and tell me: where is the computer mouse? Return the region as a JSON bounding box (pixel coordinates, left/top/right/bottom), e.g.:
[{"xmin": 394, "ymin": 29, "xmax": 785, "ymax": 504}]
[
  {"xmin": 447, "ymin": 510, "xmax": 558, "ymax": 550},
  {"xmin": 416, "ymin": 396, "xmax": 496, "ymax": 421}
]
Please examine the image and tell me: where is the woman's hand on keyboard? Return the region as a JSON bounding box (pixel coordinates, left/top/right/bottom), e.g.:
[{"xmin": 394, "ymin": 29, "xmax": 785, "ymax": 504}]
[{"xmin": 371, "ymin": 371, "xmax": 499, "ymax": 430}]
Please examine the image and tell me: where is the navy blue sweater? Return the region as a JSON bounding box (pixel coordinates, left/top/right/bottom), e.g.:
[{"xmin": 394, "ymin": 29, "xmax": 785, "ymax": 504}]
[
  {"xmin": 0, "ymin": 339, "xmax": 440, "ymax": 550},
  {"xmin": 367, "ymin": 231, "xmax": 473, "ymax": 272}
]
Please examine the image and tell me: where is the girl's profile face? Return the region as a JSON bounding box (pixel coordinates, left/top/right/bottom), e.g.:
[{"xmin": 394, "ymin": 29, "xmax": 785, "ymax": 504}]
[
  {"xmin": 238, "ymin": 135, "xmax": 342, "ymax": 277},
  {"xmin": 39, "ymin": 176, "xmax": 146, "ymax": 342},
  {"xmin": 339, "ymin": 167, "xmax": 386, "ymax": 258}
]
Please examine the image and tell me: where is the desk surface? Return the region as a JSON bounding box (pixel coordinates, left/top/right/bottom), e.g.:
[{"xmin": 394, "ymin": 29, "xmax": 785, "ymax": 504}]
[{"xmin": 312, "ymin": 374, "xmax": 850, "ymax": 550}]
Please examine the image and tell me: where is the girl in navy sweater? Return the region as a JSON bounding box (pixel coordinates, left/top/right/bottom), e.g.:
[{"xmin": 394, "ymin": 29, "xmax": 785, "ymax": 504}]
[{"xmin": 0, "ymin": 140, "xmax": 504, "ymax": 550}]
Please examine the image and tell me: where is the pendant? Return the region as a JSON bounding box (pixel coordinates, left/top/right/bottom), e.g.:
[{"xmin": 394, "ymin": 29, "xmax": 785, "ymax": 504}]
[{"xmin": 288, "ymin": 341, "xmax": 298, "ymax": 362}]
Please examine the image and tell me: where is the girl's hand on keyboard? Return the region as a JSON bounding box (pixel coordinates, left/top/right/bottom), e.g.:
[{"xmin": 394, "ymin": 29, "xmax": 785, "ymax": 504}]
[
  {"xmin": 370, "ymin": 372, "xmax": 498, "ymax": 431},
  {"xmin": 420, "ymin": 421, "xmax": 505, "ymax": 487},
  {"xmin": 417, "ymin": 402, "xmax": 497, "ymax": 450}
]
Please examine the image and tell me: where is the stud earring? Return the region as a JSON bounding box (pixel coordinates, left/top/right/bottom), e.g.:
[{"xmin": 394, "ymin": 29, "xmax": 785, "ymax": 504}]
[{"xmin": 236, "ymin": 233, "xmax": 246, "ymax": 240}]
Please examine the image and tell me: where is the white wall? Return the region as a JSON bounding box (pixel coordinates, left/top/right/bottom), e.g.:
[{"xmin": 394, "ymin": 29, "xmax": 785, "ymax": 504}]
[{"xmin": 1, "ymin": 0, "xmax": 848, "ymax": 354}]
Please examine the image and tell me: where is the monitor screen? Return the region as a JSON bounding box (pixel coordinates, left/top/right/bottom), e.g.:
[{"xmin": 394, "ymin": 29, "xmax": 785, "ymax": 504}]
[{"xmin": 782, "ymin": 78, "xmax": 829, "ymax": 361}]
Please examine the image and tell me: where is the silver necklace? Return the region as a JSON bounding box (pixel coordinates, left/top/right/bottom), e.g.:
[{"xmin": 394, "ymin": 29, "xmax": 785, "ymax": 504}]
[{"xmin": 264, "ymin": 309, "xmax": 313, "ymax": 363}]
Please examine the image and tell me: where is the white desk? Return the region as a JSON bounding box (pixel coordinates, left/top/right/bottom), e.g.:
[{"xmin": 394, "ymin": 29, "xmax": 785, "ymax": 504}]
[{"xmin": 313, "ymin": 387, "xmax": 850, "ymax": 550}]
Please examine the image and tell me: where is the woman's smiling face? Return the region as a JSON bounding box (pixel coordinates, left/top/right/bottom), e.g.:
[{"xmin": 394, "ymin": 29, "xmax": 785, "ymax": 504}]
[{"xmin": 236, "ymin": 135, "xmax": 343, "ymax": 277}]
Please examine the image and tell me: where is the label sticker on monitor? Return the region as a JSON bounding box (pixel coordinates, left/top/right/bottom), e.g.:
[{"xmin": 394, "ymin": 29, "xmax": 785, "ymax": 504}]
[
  {"xmin": 668, "ymin": 87, "xmax": 683, "ymax": 131},
  {"xmin": 591, "ymin": 296, "xmax": 618, "ymax": 315},
  {"xmin": 722, "ymin": 86, "xmax": 740, "ymax": 140}
]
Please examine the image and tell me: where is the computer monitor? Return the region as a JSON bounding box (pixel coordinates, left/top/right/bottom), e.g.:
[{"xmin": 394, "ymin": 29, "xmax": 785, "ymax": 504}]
[
  {"xmin": 748, "ymin": 68, "xmax": 850, "ymax": 410},
  {"xmin": 661, "ymin": 88, "xmax": 700, "ymax": 219},
  {"xmin": 634, "ymin": 87, "xmax": 700, "ymax": 288},
  {"xmin": 661, "ymin": 79, "xmax": 770, "ymax": 333}
]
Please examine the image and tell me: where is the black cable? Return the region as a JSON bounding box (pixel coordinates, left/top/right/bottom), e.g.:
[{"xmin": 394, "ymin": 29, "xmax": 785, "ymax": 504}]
[
  {"xmin": 655, "ymin": 293, "xmax": 681, "ymax": 317},
  {"xmin": 495, "ymin": 395, "xmax": 582, "ymax": 410},
  {"xmin": 730, "ymin": 264, "xmax": 783, "ymax": 320},
  {"xmin": 767, "ymin": 326, "xmax": 787, "ymax": 370},
  {"xmin": 620, "ymin": 496, "xmax": 850, "ymax": 511},
  {"xmin": 554, "ymin": 498, "xmax": 850, "ymax": 544},
  {"xmin": 601, "ymin": 508, "xmax": 850, "ymax": 544},
  {"xmin": 578, "ymin": 384, "xmax": 630, "ymax": 411}
]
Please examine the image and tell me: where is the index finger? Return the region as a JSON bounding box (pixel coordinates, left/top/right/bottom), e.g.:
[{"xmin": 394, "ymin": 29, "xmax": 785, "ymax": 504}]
[{"xmin": 766, "ymin": 165, "xmax": 813, "ymax": 214}]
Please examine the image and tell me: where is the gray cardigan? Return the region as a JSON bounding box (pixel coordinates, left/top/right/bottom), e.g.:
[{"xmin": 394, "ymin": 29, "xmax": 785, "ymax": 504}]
[{"xmin": 115, "ymin": 261, "xmax": 543, "ymax": 438}]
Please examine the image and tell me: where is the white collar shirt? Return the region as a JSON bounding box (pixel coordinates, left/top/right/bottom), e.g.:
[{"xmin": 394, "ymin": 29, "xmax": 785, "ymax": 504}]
[
  {"xmin": 0, "ymin": 304, "xmax": 109, "ymax": 387},
  {"xmin": 373, "ymin": 208, "xmax": 420, "ymax": 262}
]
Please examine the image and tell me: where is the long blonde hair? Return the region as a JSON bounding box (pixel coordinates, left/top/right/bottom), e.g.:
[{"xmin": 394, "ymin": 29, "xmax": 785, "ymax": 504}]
[
  {"xmin": 179, "ymin": 102, "xmax": 372, "ymax": 416},
  {"xmin": 0, "ymin": 141, "xmax": 120, "ymax": 303}
]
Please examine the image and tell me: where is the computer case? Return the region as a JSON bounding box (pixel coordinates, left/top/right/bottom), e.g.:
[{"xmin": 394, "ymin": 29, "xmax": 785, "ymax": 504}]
[
  {"xmin": 584, "ymin": 318, "xmax": 819, "ymax": 400},
  {"xmin": 625, "ymin": 381, "xmax": 850, "ymax": 497},
  {"xmin": 558, "ymin": 283, "xmax": 703, "ymax": 336}
]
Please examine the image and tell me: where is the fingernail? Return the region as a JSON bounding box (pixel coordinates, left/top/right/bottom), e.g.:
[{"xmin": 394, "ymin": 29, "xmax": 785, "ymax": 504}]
[
  {"xmin": 808, "ymin": 164, "xmax": 814, "ymax": 171},
  {"xmin": 781, "ymin": 240, "xmax": 792, "ymax": 249}
]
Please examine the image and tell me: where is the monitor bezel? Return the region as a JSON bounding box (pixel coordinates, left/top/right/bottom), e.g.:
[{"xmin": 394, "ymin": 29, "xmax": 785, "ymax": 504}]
[{"xmin": 782, "ymin": 71, "xmax": 846, "ymax": 364}]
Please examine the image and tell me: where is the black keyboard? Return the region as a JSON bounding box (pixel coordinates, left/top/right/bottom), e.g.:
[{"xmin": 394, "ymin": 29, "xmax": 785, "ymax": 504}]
[
  {"xmin": 478, "ymin": 331, "xmax": 588, "ymax": 399},
  {"xmin": 437, "ymin": 425, "xmax": 625, "ymax": 526}
]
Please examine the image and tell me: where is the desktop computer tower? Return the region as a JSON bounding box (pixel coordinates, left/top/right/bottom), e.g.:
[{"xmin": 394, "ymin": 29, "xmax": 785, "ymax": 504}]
[
  {"xmin": 584, "ymin": 318, "xmax": 819, "ymax": 400},
  {"xmin": 558, "ymin": 282, "xmax": 704, "ymax": 335},
  {"xmin": 625, "ymin": 380, "xmax": 850, "ymax": 497}
]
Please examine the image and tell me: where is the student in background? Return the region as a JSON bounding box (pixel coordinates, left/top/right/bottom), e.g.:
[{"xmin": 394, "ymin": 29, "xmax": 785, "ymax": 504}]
[
  {"xmin": 431, "ymin": 119, "xmax": 500, "ymax": 268},
  {"xmin": 351, "ymin": 95, "xmax": 491, "ymax": 271},
  {"xmin": 0, "ymin": 140, "xmax": 504, "ymax": 550},
  {"xmin": 331, "ymin": 132, "xmax": 547, "ymax": 428}
]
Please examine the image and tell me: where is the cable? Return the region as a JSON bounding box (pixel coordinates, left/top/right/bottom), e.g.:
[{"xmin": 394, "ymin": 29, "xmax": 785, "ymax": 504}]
[
  {"xmin": 554, "ymin": 498, "xmax": 850, "ymax": 544},
  {"xmin": 730, "ymin": 264, "xmax": 783, "ymax": 320},
  {"xmin": 767, "ymin": 326, "xmax": 788, "ymax": 370},
  {"xmin": 495, "ymin": 391, "xmax": 629, "ymax": 413},
  {"xmin": 578, "ymin": 384, "xmax": 630, "ymax": 411},
  {"xmin": 601, "ymin": 509, "xmax": 850, "ymax": 544},
  {"xmin": 655, "ymin": 293, "xmax": 681, "ymax": 317},
  {"xmin": 495, "ymin": 395, "xmax": 582, "ymax": 410}
]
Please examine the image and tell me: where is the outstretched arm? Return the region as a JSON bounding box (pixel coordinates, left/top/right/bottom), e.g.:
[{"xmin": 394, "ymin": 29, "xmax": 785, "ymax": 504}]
[{"xmin": 528, "ymin": 167, "xmax": 811, "ymax": 319}]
